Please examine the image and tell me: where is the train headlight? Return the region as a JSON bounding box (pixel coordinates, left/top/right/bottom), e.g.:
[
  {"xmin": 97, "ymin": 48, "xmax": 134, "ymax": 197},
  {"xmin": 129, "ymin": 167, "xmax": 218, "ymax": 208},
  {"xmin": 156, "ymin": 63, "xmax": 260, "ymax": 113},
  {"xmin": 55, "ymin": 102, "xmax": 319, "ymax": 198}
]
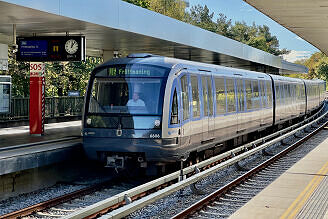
[{"xmin": 154, "ymin": 119, "xmax": 161, "ymax": 127}]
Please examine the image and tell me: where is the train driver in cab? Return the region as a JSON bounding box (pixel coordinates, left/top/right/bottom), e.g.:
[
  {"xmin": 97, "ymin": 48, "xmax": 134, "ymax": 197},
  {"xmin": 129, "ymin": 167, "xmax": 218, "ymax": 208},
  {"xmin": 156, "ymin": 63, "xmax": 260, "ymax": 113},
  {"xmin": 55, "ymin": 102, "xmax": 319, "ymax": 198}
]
[{"xmin": 126, "ymin": 85, "xmax": 146, "ymax": 107}]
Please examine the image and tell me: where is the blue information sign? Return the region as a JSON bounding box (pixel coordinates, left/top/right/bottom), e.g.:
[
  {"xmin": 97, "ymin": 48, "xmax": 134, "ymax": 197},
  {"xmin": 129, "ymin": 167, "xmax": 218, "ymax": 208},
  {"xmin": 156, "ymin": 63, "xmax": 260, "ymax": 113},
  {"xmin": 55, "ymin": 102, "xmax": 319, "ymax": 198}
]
[{"xmin": 19, "ymin": 40, "xmax": 48, "ymax": 58}]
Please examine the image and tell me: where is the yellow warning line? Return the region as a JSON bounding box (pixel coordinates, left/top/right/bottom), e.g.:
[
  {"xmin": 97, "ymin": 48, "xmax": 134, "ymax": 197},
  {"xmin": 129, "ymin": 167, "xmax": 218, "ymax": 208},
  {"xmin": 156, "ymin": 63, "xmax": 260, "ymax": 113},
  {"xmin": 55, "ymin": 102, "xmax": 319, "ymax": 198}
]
[{"xmin": 280, "ymin": 161, "xmax": 328, "ymax": 219}]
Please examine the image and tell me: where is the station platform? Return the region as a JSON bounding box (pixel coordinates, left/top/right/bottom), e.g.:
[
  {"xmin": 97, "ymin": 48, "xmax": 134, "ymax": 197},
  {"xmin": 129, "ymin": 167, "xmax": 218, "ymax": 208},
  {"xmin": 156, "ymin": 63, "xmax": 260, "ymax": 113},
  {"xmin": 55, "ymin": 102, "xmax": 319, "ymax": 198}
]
[
  {"xmin": 230, "ymin": 129, "xmax": 328, "ymax": 219},
  {"xmin": 0, "ymin": 121, "xmax": 82, "ymax": 148},
  {"xmin": 0, "ymin": 121, "xmax": 83, "ymax": 176}
]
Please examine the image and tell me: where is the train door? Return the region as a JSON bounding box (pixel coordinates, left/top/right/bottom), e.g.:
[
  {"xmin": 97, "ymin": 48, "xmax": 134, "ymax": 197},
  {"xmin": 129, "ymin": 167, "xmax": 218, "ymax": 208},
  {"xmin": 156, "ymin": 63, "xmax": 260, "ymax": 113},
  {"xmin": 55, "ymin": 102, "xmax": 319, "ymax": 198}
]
[
  {"xmin": 201, "ymin": 76, "xmax": 209, "ymax": 141},
  {"xmin": 207, "ymin": 76, "xmax": 215, "ymax": 138},
  {"xmin": 178, "ymin": 73, "xmax": 191, "ymax": 147},
  {"xmin": 259, "ymin": 80, "xmax": 266, "ymax": 125},
  {"xmin": 201, "ymin": 75, "xmax": 215, "ymax": 141},
  {"xmin": 236, "ymin": 78, "xmax": 245, "ymax": 133},
  {"xmin": 169, "ymin": 80, "xmax": 182, "ymax": 147}
]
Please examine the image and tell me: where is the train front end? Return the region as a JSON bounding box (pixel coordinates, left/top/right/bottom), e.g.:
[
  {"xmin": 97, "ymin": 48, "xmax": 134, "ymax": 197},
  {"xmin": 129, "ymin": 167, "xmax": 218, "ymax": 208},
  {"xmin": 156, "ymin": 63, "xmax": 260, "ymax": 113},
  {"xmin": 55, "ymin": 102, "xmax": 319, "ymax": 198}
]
[{"xmin": 82, "ymin": 58, "xmax": 172, "ymax": 169}]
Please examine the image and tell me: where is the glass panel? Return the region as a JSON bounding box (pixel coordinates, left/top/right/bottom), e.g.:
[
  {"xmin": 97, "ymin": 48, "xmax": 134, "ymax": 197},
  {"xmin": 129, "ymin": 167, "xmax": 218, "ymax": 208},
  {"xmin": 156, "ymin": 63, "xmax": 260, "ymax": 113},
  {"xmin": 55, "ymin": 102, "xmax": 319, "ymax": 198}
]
[
  {"xmin": 181, "ymin": 75, "xmax": 190, "ymax": 121},
  {"xmin": 215, "ymin": 77, "xmax": 226, "ymax": 115},
  {"xmin": 267, "ymin": 81, "xmax": 272, "ymax": 107},
  {"xmin": 170, "ymin": 89, "xmax": 179, "ymax": 124},
  {"xmin": 226, "ymin": 78, "xmax": 236, "ymax": 113},
  {"xmin": 245, "ymin": 80, "xmax": 252, "ymax": 110},
  {"xmin": 0, "ymin": 84, "xmax": 10, "ymax": 113},
  {"xmin": 260, "ymin": 80, "xmax": 266, "ymax": 108},
  {"xmin": 191, "ymin": 75, "xmax": 200, "ymax": 118},
  {"xmin": 252, "ymin": 80, "xmax": 260, "ymax": 109},
  {"xmin": 237, "ymin": 79, "xmax": 244, "ymax": 112},
  {"xmin": 88, "ymin": 77, "xmax": 163, "ymax": 115},
  {"xmin": 207, "ymin": 77, "xmax": 214, "ymax": 116},
  {"xmin": 202, "ymin": 77, "xmax": 208, "ymax": 117}
]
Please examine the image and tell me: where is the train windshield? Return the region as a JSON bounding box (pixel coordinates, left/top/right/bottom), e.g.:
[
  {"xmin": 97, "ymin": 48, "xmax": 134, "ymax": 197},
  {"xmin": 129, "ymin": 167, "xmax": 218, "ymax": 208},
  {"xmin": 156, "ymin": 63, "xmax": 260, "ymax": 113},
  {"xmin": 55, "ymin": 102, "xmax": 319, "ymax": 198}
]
[{"xmin": 88, "ymin": 64, "xmax": 169, "ymax": 116}]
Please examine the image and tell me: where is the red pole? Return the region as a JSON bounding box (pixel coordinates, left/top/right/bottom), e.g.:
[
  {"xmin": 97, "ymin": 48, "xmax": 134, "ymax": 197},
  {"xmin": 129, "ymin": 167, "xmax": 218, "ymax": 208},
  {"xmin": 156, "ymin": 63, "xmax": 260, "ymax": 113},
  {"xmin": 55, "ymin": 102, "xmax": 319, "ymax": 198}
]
[{"xmin": 29, "ymin": 62, "xmax": 45, "ymax": 135}]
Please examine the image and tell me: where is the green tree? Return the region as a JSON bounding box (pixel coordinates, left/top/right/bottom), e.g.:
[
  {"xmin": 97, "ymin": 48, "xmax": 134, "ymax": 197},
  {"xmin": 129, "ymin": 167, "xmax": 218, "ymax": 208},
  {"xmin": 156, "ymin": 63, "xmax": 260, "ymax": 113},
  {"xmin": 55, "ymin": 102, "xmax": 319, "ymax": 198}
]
[
  {"xmin": 148, "ymin": 0, "xmax": 186, "ymax": 21},
  {"xmin": 45, "ymin": 56, "xmax": 102, "ymax": 97},
  {"xmin": 123, "ymin": 0, "xmax": 150, "ymax": 8},
  {"xmin": 216, "ymin": 13, "xmax": 232, "ymax": 37},
  {"xmin": 317, "ymin": 62, "xmax": 328, "ymax": 81},
  {"xmin": 186, "ymin": 5, "xmax": 217, "ymax": 32},
  {"xmin": 186, "ymin": 5, "xmax": 289, "ymax": 55},
  {"xmin": 4, "ymin": 48, "xmax": 30, "ymax": 97}
]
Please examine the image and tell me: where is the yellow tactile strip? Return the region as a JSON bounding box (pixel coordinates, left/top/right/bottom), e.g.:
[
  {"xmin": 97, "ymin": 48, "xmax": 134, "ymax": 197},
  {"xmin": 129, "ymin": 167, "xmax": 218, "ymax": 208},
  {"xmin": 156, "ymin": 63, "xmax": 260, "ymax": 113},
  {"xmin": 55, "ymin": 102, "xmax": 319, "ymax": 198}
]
[
  {"xmin": 296, "ymin": 175, "xmax": 328, "ymax": 219},
  {"xmin": 280, "ymin": 162, "xmax": 328, "ymax": 219}
]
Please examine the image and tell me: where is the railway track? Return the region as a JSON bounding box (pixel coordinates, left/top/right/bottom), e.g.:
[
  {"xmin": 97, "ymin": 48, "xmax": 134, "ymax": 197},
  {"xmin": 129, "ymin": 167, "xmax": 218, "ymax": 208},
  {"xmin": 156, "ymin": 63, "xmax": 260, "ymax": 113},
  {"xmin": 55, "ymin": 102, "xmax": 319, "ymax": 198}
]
[
  {"xmin": 1, "ymin": 104, "xmax": 327, "ymax": 219},
  {"xmin": 172, "ymin": 120, "xmax": 328, "ymax": 218}
]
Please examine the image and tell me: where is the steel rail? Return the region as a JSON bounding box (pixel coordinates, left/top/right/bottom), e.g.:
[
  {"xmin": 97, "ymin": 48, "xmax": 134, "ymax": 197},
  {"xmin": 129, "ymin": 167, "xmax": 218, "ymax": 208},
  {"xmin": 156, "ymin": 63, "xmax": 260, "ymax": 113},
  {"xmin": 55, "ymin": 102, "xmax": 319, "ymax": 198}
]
[
  {"xmin": 0, "ymin": 172, "xmax": 143, "ymax": 219},
  {"xmin": 64, "ymin": 104, "xmax": 328, "ymax": 219},
  {"xmin": 0, "ymin": 182, "xmax": 107, "ymax": 219},
  {"xmin": 172, "ymin": 115, "xmax": 328, "ymax": 218}
]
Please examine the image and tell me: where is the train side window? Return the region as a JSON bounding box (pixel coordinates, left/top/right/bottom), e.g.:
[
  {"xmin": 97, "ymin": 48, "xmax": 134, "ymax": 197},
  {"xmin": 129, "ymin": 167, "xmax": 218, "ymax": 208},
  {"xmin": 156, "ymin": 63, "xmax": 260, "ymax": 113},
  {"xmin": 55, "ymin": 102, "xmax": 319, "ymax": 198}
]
[
  {"xmin": 252, "ymin": 80, "xmax": 260, "ymax": 109},
  {"xmin": 180, "ymin": 75, "xmax": 189, "ymax": 121},
  {"xmin": 279, "ymin": 83, "xmax": 283, "ymax": 105},
  {"xmin": 190, "ymin": 75, "xmax": 200, "ymax": 118},
  {"xmin": 260, "ymin": 81, "xmax": 266, "ymax": 108},
  {"xmin": 226, "ymin": 78, "xmax": 236, "ymax": 113},
  {"xmin": 283, "ymin": 83, "xmax": 287, "ymax": 104},
  {"xmin": 237, "ymin": 79, "xmax": 245, "ymax": 112},
  {"xmin": 245, "ymin": 80, "xmax": 252, "ymax": 110},
  {"xmin": 266, "ymin": 81, "xmax": 272, "ymax": 107},
  {"xmin": 207, "ymin": 76, "xmax": 214, "ymax": 116},
  {"xmin": 202, "ymin": 77, "xmax": 208, "ymax": 117},
  {"xmin": 170, "ymin": 88, "xmax": 179, "ymax": 125},
  {"xmin": 215, "ymin": 77, "xmax": 226, "ymax": 115}
]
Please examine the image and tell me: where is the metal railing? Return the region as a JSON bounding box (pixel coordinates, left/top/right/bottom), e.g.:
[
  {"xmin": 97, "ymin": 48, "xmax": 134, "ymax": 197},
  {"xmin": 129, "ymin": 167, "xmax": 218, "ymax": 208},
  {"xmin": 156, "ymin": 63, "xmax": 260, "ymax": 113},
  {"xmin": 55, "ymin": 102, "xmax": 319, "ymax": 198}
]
[{"xmin": 0, "ymin": 96, "xmax": 84, "ymax": 121}]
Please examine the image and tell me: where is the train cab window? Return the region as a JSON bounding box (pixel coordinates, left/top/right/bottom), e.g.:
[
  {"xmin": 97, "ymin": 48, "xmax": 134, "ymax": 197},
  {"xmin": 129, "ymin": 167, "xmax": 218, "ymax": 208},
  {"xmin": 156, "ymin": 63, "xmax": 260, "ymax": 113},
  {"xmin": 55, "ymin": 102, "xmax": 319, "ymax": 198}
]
[
  {"xmin": 170, "ymin": 88, "xmax": 179, "ymax": 124},
  {"xmin": 202, "ymin": 77, "xmax": 209, "ymax": 116},
  {"xmin": 266, "ymin": 81, "xmax": 272, "ymax": 107},
  {"xmin": 215, "ymin": 77, "xmax": 226, "ymax": 115},
  {"xmin": 191, "ymin": 75, "xmax": 200, "ymax": 118},
  {"xmin": 181, "ymin": 75, "xmax": 190, "ymax": 121},
  {"xmin": 245, "ymin": 80, "xmax": 252, "ymax": 110},
  {"xmin": 226, "ymin": 78, "xmax": 236, "ymax": 113},
  {"xmin": 207, "ymin": 76, "xmax": 214, "ymax": 116},
  {"xmin": 252, "ymin": 80, "xmax": 260, "ymax": 109},
  {"xmin": 88, "ymin": 77, "xmax": 163, "ymax": 115}
]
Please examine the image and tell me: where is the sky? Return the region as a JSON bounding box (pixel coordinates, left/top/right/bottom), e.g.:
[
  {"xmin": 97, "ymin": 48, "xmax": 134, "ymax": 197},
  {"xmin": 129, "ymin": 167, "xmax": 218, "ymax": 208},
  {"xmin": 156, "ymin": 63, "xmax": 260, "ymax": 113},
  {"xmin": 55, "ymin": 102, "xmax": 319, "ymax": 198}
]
[{"xmin": 188, "ymin": 0, "xmax": 319, "ymax": 62}]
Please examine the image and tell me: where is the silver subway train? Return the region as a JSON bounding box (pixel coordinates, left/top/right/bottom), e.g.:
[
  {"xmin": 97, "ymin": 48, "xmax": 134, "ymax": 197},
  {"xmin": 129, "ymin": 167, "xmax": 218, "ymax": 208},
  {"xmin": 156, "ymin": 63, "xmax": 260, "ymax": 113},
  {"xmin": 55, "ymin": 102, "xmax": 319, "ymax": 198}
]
[{"xmin": 82, "ymin": 54, "xmax": 326, "ymax": 168}]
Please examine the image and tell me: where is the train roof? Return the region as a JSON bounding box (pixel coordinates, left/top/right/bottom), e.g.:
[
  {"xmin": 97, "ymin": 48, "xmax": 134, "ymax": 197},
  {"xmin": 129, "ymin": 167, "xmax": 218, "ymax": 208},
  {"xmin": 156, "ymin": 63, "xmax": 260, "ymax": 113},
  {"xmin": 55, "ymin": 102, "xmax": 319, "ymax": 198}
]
[
  {"xmin": 95, "ymin": 54, "xmax": 325, "ymax": 84},
  {"xmin": 95, "ymin": 54, "xmax": 270, "ymax": 78}
]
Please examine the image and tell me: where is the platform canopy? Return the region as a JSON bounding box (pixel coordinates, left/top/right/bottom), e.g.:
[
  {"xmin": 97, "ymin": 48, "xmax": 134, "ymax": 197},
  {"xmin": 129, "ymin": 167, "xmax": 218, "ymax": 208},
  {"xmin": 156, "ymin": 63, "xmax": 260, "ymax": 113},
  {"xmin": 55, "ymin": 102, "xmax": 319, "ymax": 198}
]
[
  {"xmin": 244, "ymin": 0, "xmax": 327, "ymax": 55},
  {"xmin": 0, "ymin": 0, "xmax": 307, "ymax": 74}
]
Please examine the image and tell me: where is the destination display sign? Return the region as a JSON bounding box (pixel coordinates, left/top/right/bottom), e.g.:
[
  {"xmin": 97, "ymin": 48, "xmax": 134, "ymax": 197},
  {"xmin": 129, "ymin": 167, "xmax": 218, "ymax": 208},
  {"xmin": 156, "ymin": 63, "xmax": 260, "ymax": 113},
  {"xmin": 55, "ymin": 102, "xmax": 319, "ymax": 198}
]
[
  {"xmin": 103, "ymin": 64, "xmax": 170, "ymax": 77},
  {"xmin": 16, "ymin": 36, "xmax": 85, "ymax": 62}
]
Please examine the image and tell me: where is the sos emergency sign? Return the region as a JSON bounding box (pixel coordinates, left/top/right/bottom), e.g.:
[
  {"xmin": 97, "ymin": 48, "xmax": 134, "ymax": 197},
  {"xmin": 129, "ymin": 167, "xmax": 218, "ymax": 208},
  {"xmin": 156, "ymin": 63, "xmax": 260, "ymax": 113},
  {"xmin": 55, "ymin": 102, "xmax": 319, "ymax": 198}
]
[
  {"xmin": 30, "ymin": 62, "xmax": 45, "ymax": 77},
  {"xmin": 30, "ymin": 62, "xmax": 45, "ymax": 135}
]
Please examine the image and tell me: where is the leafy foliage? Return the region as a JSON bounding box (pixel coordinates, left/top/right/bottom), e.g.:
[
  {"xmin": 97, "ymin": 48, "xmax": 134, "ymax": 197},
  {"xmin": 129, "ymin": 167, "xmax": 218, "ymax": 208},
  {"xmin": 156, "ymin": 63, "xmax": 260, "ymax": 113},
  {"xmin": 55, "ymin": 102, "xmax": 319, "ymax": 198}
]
[
  {"xmin": 45, "ymin": 57, "xmax": 102, "ymax": 97},
  {"xmin": 289, "ymin": 52, "xmax": 328, "ymax": 86},
  {"xmin": 123, "ymin": 0, "xmax": 150, "ymax": 8},
  {"xmin": 1, "ymin": 49, "xmax": 30, "ymax": 97}
]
